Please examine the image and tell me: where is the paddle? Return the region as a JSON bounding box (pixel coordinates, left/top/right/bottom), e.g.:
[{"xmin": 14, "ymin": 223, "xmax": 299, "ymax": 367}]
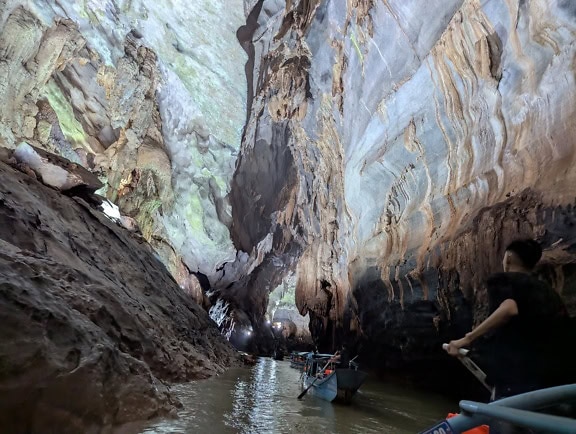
[
  {"xmin": 348, "ymin": 354, "xmax": 359, "ymax": 368},
  {"xmin": 297, "ymin": 354, "xmax": 335, "ymax": 400},
  {"xmin": 442, "ymin": 343, "xmax": 492, "ymax": 392}
]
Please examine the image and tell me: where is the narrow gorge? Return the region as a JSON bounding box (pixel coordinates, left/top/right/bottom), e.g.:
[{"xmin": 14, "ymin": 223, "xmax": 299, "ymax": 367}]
[{"xmin": 1, "ymin": 0, "xmax": 575, "ymax": 431}]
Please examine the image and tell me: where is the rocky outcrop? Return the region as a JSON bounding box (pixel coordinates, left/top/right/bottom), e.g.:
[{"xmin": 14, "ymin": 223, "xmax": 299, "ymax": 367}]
[
  {"xmin": 231, "ymin": 0, "xmax": 576, "ymax": 362},
  {"xmin": 0, "ymin": 0, "xmax": 248, "ymax": 296},
  {"xmin": 11, "ymin": 142, "xmax": 103, "ymax": 192},
  {"xmin": 0, "ymin": 155, "xmax": 238, "ymax": 433}
]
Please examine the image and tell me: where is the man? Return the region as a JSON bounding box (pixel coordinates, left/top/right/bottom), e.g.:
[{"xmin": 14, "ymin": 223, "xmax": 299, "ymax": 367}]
[
  {"xmin": 329, "ymin": 345, "xmax": 351, "ymax": 367},
  {"xmin": 446, "ymin": 239, "xmax": 571, "ymax": 399}
]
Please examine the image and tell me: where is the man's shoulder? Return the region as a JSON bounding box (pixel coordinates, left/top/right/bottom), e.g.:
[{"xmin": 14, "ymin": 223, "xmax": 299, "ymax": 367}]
[
  {"xmin": 487, "ymin": 272, "xmax": 556, "ymax": 296},
  {"xmin": 487, "ymin": 272, "xmax": 564, "ymax": 313},
  {"xmin": 487, "ymin": 271, "xmax": 542, "ymax": 286}
]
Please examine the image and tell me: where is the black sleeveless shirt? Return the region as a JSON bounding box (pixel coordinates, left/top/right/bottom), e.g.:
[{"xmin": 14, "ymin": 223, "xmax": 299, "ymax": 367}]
[{"xmin": 484, "ymin": 272, "xmax": 571, "ymax": 389}]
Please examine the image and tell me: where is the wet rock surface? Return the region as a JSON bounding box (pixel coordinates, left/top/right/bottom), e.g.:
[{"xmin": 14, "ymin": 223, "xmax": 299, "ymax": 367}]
[{"xmin": 0, "ymin": 157, "xmax": 238, "ymax": 433}]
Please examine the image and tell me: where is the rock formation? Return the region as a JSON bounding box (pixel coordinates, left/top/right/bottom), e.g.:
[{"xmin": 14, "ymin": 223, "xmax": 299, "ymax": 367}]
[
  {"xmin": 1, "ymin": 0, "xmax": 576, "ymax": 395},
  {"xmin": 0, "ymin": 151, "xmax": 238, "ymax": 432},
  {"xmin": 0, "ymin": 0, "xmax": 246, "ymax": 288},
  {"xmin": 231, "ymin": 0, "xmax": 576, "ymax": 365}
]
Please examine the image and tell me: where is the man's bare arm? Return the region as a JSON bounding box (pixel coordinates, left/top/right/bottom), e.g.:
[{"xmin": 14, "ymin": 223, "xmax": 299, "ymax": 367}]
[{"xmin": 446, "ymin": 299, "xmax": 518, "ymax": 356}]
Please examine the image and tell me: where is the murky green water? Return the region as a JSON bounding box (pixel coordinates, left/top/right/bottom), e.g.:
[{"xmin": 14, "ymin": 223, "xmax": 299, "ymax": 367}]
[{"xmin": 140, "ymin": 358, "xmax": 456, "ymax": 434}]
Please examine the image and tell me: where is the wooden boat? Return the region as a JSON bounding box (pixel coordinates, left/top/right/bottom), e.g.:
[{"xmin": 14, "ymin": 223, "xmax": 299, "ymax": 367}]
[
  {"xmin": 301, "ymin": 354, "xmax": 367, "ymax": 403},
  {"xmin": 290, "ymin": 351, "xmax": 309, "ymax": 369}
]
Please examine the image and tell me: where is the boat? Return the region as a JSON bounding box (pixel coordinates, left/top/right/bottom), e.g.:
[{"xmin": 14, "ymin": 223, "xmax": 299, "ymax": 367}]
[
  {"xmin": 272, "ymin": 348, "xmax": 284, "ymax": 361},
  {"xmin": 420, "ymin": 384, "xmax": 576, "ymax": 434},
  {"xmin": 300, "ymin": 353, "xmax": 367, "ymax": 403},
  {"xmin": 290, "ymin": 351, "xmax": 309, "ymax": 369},
  {"xmin": 423, "ymin": 345, "xmax": 576, "ymax": 432},
  {"xmin": 238, "ymin": 351, "xmax": 257, "ymax": 366}
]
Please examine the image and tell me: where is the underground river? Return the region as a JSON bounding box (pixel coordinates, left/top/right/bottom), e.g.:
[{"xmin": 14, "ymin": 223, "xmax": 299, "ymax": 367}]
[{"xmin": 138, "ymin": 358, "xmax": 457, "ymax": 433}]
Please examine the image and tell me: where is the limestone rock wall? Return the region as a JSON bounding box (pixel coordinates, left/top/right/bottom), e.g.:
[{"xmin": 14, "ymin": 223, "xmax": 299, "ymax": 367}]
[
  {"xmin": 2, "ymin": 0, "xmax": 576, "ymax": 372},
  {"xmin": 233, "ymin": 0, "xmax": 576, "ymax": 357},
  {"xmin": 0, "ymin": 0, "xmax": 247, "ymax": 289},
  {"xmin": 0, "ymin": 1, "xmax": 251, "ymax": 429},
  {"xmin": 0, "ymin": 156, "xmax": 238, "ymax": 432}
]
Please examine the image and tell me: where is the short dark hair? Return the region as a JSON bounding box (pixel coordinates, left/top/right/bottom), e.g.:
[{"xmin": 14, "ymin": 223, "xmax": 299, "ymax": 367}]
[{"xmin": 505, "ymin": 239, "xmax": 542, "ymax": 269}]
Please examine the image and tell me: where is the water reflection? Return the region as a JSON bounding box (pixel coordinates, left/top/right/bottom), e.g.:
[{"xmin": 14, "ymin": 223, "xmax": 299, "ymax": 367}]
[{"xmin": 140, "ymin": 358, "xmax": 455, "ymax": 434}]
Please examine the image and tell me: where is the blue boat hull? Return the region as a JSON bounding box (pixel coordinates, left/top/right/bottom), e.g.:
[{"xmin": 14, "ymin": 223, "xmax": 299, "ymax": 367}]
[
  {"xmin": 302, "ymin": 372, "xmax": 338, "ymax": 402},
  {"xmin": 302, "ymin": 369, "xmax": 367, "ymax": 403}
]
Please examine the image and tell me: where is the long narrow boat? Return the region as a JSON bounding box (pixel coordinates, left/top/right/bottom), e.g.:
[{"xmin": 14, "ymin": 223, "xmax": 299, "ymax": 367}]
[
  {"xmin": 301, "ymin": 354, "xmax": 367, "ymax": 403},
  {"xmin": 290, "ymin": 351, "xmax": 309, "ymax": 369}
]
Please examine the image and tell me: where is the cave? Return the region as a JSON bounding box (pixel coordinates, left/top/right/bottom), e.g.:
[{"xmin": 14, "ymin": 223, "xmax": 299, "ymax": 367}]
[{"xmin": 1, "ymin": 0, "xmax": 576, "ymax": 431}]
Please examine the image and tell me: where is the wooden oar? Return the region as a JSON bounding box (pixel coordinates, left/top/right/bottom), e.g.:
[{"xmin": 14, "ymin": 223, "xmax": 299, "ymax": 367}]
[
  {"xmin": 297, "ymin": 355, "xmax": 335, "ymax": 400},
  {"xmin": 442, "ymin": 343, "xmax": 492, "ymax": 392}
]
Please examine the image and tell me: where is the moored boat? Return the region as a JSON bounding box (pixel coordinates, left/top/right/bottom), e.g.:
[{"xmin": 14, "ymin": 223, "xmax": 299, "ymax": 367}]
[
  {"xmin": 300, "ymin": 353, "xmax": 367, "ymax": 403},
  {"xmin": 238, "ymin": 351, "xmax": 257, "ymax": 366}
]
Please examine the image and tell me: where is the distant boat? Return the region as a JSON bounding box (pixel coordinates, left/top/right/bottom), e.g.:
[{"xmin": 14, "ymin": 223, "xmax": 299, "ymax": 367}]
[
  {"xmin": 290, "ymin": 351, "xmax": 309, "ymax": 369},
  {"xmin": 238, "ymin": 351, "xmax": 257, "ymax": 366},
  {"xmin": 273, "ymin": 348, "xmax": 284, "ymax": 361},
  {"xmin": 300, "ymin": 354, "xmax": 367, "ymax": 403}
]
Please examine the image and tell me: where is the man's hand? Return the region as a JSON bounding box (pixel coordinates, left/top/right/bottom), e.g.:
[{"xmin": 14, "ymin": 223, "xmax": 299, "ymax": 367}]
[
  {"xmin": 445, "ymin": 335, "xmax": 472, "ymax": 357},
  {"xmin": 445, "ymin": 298, "xmax": 518, "ymax": 358},
  {"xmin": 329, "ymin": 351, "xmax": 341, "ymax": 363}
]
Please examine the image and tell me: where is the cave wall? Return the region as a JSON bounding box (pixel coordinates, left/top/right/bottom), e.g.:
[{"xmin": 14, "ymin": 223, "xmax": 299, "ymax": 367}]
[
  {"xmin": 0, "ymin": 0, "xmax": 247, "ymax": 290},
  {"xmin": 0, "ymin": 0, "xmax": 300, "ymax": 350},
  {"xmin": 2, "ymin": 0, "xmax": 576, "ymax": 363},
  {"xmin": 0, "ymin": 155, "xmax": 238, "ymax": 432},
  {"xmin": 232, "ymin": 0, "xmax": 576, "ymax": 356}
]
